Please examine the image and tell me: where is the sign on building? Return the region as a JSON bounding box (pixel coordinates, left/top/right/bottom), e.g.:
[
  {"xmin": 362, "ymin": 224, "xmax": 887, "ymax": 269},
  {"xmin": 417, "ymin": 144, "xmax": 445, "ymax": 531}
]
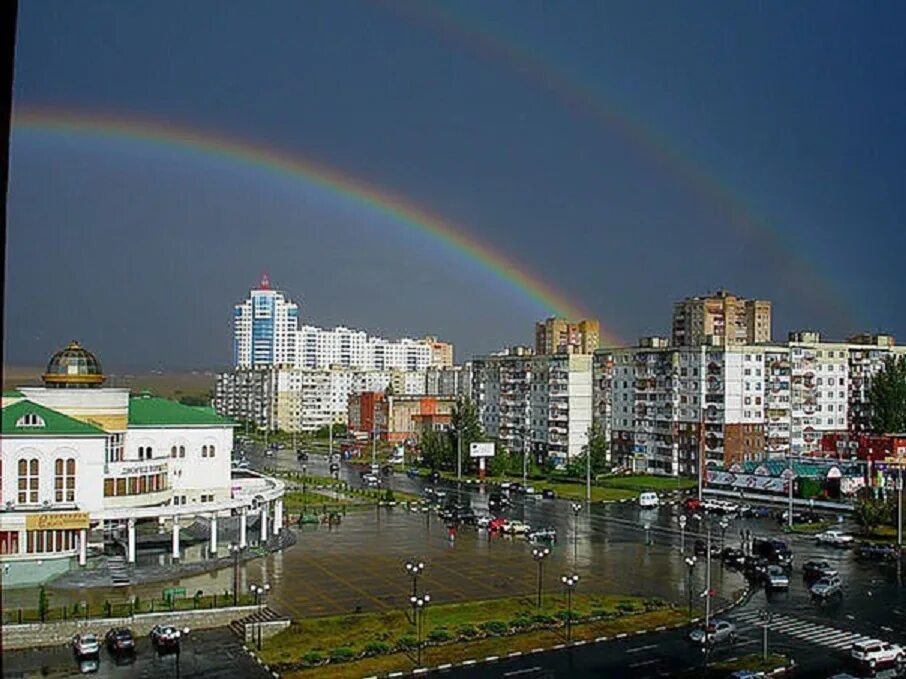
[{"xmin": 25, "ymin": 512, "xmax": 90, "ymax": 531}]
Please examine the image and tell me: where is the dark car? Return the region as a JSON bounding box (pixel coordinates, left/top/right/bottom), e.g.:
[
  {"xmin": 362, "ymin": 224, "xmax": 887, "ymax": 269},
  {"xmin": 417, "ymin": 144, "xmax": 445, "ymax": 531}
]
[
  {"xmin": 720, "ymin": 547, "xmax": 746, "ymax": 568},
  {"xmin": 508, "ymin": 482, "xmax": 525, "ymax": 494},
  {"xmin": 150, "ymin": 625, "xmax": 181, "ymax": 649},
  {"xmin": 802, "ymin": 560, "xmax": 838, "ymax": 580},
  {"xmin": 488, "ymin": 493, "xmax": 510, "ymax": 508},
  {"xmin": 427, "ymin": 471, "xmax": 441, "ymax": 483},
  {"xmin": 542, "ymin": 488, "xmax": 557, "ymax": 499},
  {"xmin": 752, "ymin": 537, "xmax": 793, "ymax": 568},
  {"xmin": 105, "ymin": 628, "xmax": 135, "ymax": 654},
  {"xmin": 742, "ymin": 555, "xmax": 770, "ymax": 582},
  {"xmin": 296, "ymin": 450, "xmax": 309, "ymax": 462},
  {"xmin": 694, "ymin": 539, "xmax": 720, "ymax": 558},
  {"xmin": 855, "ymin": 543, "xmax": 899, "ymax": 562},
  {"xmin": 455, "ymin": 508, "xmax": 478, "ymax": 525}
]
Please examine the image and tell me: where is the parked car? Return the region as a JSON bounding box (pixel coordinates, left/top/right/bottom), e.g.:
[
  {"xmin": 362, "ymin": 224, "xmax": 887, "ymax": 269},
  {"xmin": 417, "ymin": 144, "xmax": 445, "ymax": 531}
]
[
  {"xmin": 296, "ymin": 450, "xmax": 309, "ymax": 462},
  {"xmin": 702, "ymin": 499, "xmax": 738, "ymax": 514},
  {"xmin": 855, "ymin": 543, "xmax": 899, "ymax": 562},
  {"xmin": 363, "ymin": 473, "xmax": 380, "ymax": 487},
  {"xmin": 542, "ymin": 488, "xmax": 557, "ymax": 499},
  {"xmin": 742, "ymin": 556, "xmax": 770, "ymax": 582},
  {"xmin": 503, "ymin": 520, "xmax": 530, "ymax": 535},
  {"xmin": 488, "ymin": 493, "xmax": 510, "ymax": 509},
  {"xmin": 455, "ymin": 508, "xmax": 478, "ymax": 525},
  {"xmin": 683, "ymin": 497, "xmax": 702, "ymax": 513},
  {"xmin": 720, "ymin": 547, "xmax": 746, "ymax": 569},
  {"xmin": 528, "ymin": 527, "xmax": 557, "ymax": 543},
  {"xmin": 689, "ymin": 619, "xmax": 737, "ymax": 645},
  {"xmin": 105, "ymin": 628, "xmax": 135, "ymax": 654},
  {"xmin": 499, "ymin": 481, "xmax": 512, "ymax": 490},
  {"xmin": 739, "ymin": 505, "xmax": 773, "ymax": 519},
  {"xmin": 427, "ymin": 471, "xmax": 441, "ymax": 483},
  {"xmin": 810, "ymin": 575, "xmax": 843, "ymax": 599},
  {"xmin": 850, "ymin": 639, "xmax": 905, "ymax": 671},
  {"xmin": 802, "ymin": 560, "xmax": 838, "ymax": 580},
  {"xmin": 639, "ymin": 492, "xmax": 660, "ymax": 508},
  {"xmin": 73, "ymin": 633, "xmax": 100, "ymax": 659},
  {"xmin": 406, "ymin": 468, "xmax": 421, "ymax": 479},
  {"xmin": 150, "ymin": 625, "xmax": 182, "ymax": 649},
  {"xmin": 765, "ymin": 565, "xmax": 790, "ymax": 589},
  {"xmin": 816, "ymin": 530, "xmax": 855, "ymax": 547},
  {"xmin": 508, "ymin": 482, "xmax": 524, "ymax": 494},
  {"xmin": 524, "ymin": 486, "xmax": 538, "ymax": 495}
]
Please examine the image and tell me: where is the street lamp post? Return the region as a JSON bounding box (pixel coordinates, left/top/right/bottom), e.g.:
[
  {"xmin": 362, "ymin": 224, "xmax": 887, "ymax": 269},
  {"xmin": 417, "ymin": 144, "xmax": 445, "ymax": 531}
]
[
  {"xmin": 250, "ymin": 583, "xmax": 271, "ymax": 650},
  {"xmin": 684, "ymin": 556, "xmax": 697, "ymax": 617},
  {"xmin": 679, "ymin": 515, "xmax": 687, "ymax": 553},
  {"xmin": 571, "ymin": 502, "xmax": 582, "ymax": 559},
  {"xmin": 405, "ymin": 559, "xmax": 425, "ymax": 598},
  {"xmin": 693, "ymin": 514, "xmax": 712, "ymax": 630},
  {"xmin": 409, "ymin": 593, "xmax": 431, "ymax": 666},
  {"xmin": 718, "ymin": 519, "xmax": 729, "ymax": 553},
  {"xmin": 644, "ymin": 523, "xmax": 651, "ymax": 546},
  {"xmin": 230, "ymin": 543, "xmax": 241, "ymax": 606},
  {"xmin": 560, "ymin": 574, "xmax": 579, "ymax": 642},
  {"xmin": 759, "ymin": 610, "xmax": 773, "ymax": 662},
  {"xmin": 532, "ymin": 547, "xmax": 550, "ymax": 609}
]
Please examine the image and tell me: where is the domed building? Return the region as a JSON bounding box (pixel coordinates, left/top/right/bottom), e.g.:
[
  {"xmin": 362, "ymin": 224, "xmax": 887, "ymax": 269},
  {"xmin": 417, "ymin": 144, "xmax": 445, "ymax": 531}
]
[{"xmin": 0, "ymin": 341, "xmax": 285, "ymax": 587}]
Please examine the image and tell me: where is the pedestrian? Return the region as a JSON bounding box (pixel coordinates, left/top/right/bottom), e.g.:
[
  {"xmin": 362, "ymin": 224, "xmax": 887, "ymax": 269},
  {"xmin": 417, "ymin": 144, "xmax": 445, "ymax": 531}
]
[{"xmin": 739, "ymin": 530, "xmax": 745, "ymax": 549}]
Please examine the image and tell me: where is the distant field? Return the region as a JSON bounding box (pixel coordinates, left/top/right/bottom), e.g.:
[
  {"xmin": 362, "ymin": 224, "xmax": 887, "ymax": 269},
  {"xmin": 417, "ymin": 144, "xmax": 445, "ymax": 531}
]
[{"xmin": 3, "ymin": 365, "xmax": 216, "ymax": 400}]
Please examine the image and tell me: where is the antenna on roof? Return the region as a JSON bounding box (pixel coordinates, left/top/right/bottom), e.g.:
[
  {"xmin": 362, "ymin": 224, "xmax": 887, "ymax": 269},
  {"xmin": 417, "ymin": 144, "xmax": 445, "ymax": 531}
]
[{"xmin": 259, "ymin": 272, "xmax": 271, "ymax": 290}]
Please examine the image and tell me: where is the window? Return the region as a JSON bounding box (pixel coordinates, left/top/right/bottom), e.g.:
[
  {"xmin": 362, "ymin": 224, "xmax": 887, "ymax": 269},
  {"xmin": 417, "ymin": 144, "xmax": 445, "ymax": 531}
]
[
  {"xmin": 201, "ymin": 445, "xmax": 208, "ymax": 458},
  {"xmin": 54, "ymin": 458, "xmax": 76, "ymax": 503},
  {"xmin": 171, "ymin": 446, "xmax": 177, "ymax": 458},
  {"xmin": 16, "ymin": 412, "xmax": 46, "ymax": 427},
  {"xmin": 17, "ymin": 458, "xmax": 39, "ymax": 504},
  {"xmin": 179, "ymin": 445, "xmax": 186, "ymax": 458},
  {"xmin": 208, "ymin": 445, "xmax": 215, "ymax": 457},
  {"xmin": 0, "ymin": 530, "xmax": 19, "ymax": 555}
]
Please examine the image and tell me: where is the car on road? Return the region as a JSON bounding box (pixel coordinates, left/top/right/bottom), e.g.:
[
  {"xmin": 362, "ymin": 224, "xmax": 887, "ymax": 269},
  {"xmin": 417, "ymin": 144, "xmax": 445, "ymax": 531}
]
[
  {"xmin": 802, "ymin": 560, "xmax": 838, "ymax": 580},
  {"xmin": 502, "ymin": 520, "xmax": 530, "ymax": 535},
  {"xmin": 362, "ymin": 473, "xmax": 380, "ymax": 487},
  {"xmin": 683, "ymin": 497, "xmax": 702, "ymax": 513},
  {"xmin": 810, "ymin": 575, "xmax": 842, "ymax": 599},
  {"xmin": 105, "ymin": 628, "xmax": 135, "ymax": 654},
  {"xmin": 489, "ymin": 517, "xmax": 508, "ymax": 532},
  {"xmin": 527, "ymin": 527, "xmax": 557, "ymax": 543},
  {"xmin": 508, "ymin": 482, "xmax": 525, "ymax": 494},
  {"xmin": 752, "ymin": 537, "xmax": 793, "ymax": 568},
  {"xmin": 742, "ymin": 555, "xmax": 770, "ymax": 582},
  {"xmin": 816, "ymin": 530, "xmax": 855, "ymax": 547},
  {"xmin": 689, "ymin": 619, "xmax": 737, "ymax": 645},
  {"xmin": 454, "ymin": 507, "xmax": 478, "ymax": 525},
  {"xmin": 855, "ymin": 543, "xmax": 899, "ymax": 562},
  {"xmin": 765, "ymin": 565, "xmax": 790, "ymax": 589},
  {"xmin": 476, "ymin": 514, "xmax": 493, "ymax": 528},
  {"xmin": 720, "ymin": 547, "xmax": 746, "ymax": 569},
  {"xmin": 850, "ymin": 639, "xmax": 905, "ymax": 671},
  {"xmin": 427, "ymin": 471, "xmax": 441, "ymax": 483},
  {"xmin": 406, "ymin": 468, "xmax": 421, "ymax": 479},
  {"xmin": 702, "ymin": 499, "xmax": 739, "ymax": 514},
  {"xmin": 542, "ymin": 488, "xmax": 557, "ymax": 499},
  {"xmin": 296, "ymin": 450, "xmax": 309, "ymax": 462},
  {"xmin": 488, "ymin": 493, "xmax": 510, "ymax": 509},
  {"xmin": 638, "ymin": 492, "xmax": 659, "ymax": 508},
  {"xmin": 73, "ymin": 633, "xmax": 100, "ymax": 658},
  {"xmin": 150, "ymin": 625, "xmax": 182, "ymax": 649},
  {"xmin": 694, "ymin": 539, "xmax": 721, "ymax": 558},
  {"xmin": 524, "ymin": 486, "xmax": 538, "ymax": 495},
  {"xmin": 499, "ymin": 482, "xmax": 512, "ymax": 490},
  {"xmin": 739, "ymin": 505, "xmax": 773, "ymax": 519}
]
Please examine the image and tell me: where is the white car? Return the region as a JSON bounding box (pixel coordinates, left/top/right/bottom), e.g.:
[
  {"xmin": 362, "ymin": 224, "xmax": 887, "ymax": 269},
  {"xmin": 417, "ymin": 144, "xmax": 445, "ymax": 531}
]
[
  {"xmin": 815, "ymin": 530, "xmax": 855, "ymax": 547},
  {"xmin": 765, "ymin": 565, "xmax": 789, "ymax": 589},
  {"xmin": 499, "ymin": 482, "xmax": 512, "ymax": 490},
  {"xmin": 851, "ymin": 639, "xmax": 905, "ymax": 670},
  {"xmin": 524, "ymin": 486, "xmax": 537, "ymax": 495},
  {"xmin": 476, "ymin": 514, "xmax": 493, "ymax": 528},
  {"xmin": 503, "ymin": 520, "xmax": 530, "ymax": 535},
  {"xmin": 72, "ymin": 633, "xmax": 100, "ymax": 658},
  {"xmin": 638, "ymin": 492, "xmax": 659, "ymax": 508}
]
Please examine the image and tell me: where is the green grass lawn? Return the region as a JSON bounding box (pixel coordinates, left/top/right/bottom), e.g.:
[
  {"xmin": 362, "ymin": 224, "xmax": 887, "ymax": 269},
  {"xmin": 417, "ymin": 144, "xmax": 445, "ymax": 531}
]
[
  {"xmin": 783, "ymin": 520, "xmax": 834, "ymax": 534},
  {"xmin": 597, "ymin": 474, "xmax": 696, "ymax": 492},
  {"xmin": 260, "ymin": 593, "xmax": 675, "ymax": 672}
]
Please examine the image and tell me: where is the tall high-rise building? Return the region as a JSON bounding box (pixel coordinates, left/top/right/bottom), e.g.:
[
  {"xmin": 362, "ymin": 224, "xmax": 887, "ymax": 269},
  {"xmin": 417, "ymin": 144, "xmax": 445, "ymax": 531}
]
[
  {"xmin": 671, "ymin": 290, "xmax": 772, "ymax": 347},
  {"xmin": 535, "ymin": 317, "xmax": 600, "ymax": 355},
  {"xmin": 233, "ymin": 274, "xmax": 299, "ymax": 368}
]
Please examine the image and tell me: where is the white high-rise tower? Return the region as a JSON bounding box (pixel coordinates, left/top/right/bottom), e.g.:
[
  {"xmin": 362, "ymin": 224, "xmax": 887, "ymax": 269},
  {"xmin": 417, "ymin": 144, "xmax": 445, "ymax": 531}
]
[{"xmin": 233, "ymin": 274, "xmax": 299, "ymax": 368}]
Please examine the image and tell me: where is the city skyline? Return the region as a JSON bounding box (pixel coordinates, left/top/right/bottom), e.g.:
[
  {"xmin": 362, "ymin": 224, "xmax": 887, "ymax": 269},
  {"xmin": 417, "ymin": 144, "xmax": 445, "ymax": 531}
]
[{"xmin": 6, "ymin": 1, "xmax": 906, "ymax": 369}]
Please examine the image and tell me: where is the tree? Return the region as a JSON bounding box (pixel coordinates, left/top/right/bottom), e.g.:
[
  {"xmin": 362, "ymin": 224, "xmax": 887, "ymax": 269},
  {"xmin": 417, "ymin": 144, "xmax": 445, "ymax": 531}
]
[
  {"xmin": 420, "ymin": 429, "xmax": 453, "ymax": 471},
  {"xmin": 869, "ymin": 355, "xmax": 906, "ymax": 433},
  {"xmin": 447, "ymin": 396, "xmax": 483, "ymax": 473},
  {"xmin": 37, "ymin": 585, "xmax": 49, "ymax": 623},
  {"xmin": 567, "ymin": 422, "xmax": 610, "ymax": 478},
  {"xmin": 854, "ymin": 489, "xmax": 893, "ymax": 534}
]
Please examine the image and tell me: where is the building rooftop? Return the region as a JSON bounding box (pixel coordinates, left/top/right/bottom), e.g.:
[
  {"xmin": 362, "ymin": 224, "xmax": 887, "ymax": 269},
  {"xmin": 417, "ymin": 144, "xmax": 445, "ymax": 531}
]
[
  {"xmin": 1, "ymin": 399, "xmax": 107, "ymax": 437},
  {"xmin": 128, "ymin": 392, "xmax": 235, "ymax": 427}
]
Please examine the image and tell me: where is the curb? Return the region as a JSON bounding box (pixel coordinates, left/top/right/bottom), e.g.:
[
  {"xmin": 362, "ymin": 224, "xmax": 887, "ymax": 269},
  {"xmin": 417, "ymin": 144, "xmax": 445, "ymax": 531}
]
[{"xmin": 242, "ymin": 644, "xmax": 279, "ymax": 678}]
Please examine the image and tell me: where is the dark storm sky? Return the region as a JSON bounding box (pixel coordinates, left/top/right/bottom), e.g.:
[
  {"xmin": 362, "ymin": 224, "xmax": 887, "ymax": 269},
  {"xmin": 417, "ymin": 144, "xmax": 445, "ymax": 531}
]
[{"xmin": 5, "ymin": 1, "xmax": 906, "ymax": 370}]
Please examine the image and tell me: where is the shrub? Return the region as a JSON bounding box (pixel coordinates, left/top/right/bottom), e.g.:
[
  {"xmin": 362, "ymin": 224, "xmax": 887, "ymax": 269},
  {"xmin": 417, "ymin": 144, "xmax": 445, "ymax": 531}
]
[
  {"xmin": 616, "ymin": 601, "xmax": 639, "ymax": 614},
  {"xmin": 509, "ymin": 616, "xmax": 532, "ymax": 630},
  {"xmin": 479, "ymin": 620, "xmax": 507, "ymax": 636},
  {"xmin": 644, "ymin": 598, "xmax": 666, "ymax": 611},
  {"xmin": 302, "ymin": 652, "xmax": 323, "ymax": 665},
  {"xmin": 363, "ymin": 641, "xmax": 391, "ymax": 656},
  {"xmin": 531, "ymin": 613, "xmax": 556, "ymax": 625},
  {"xmin": 427, "ymin": 628, "xmax": 453, "ymax": 643},
  {"xmin": 397, "ymin": 635, "xmax": 418, "ymax": 650},
  {"xmin": 329, "ymin": 647, "xmax": 355, "ymax": 662},
  {"xmin": 555, "ymin": 609, "xmax": 578, "ymax": 622},
  {"xmin": 590, "ymin": 608, "xmax": 610, "ymax": 619},
  {"xmin": 457, "ymin": 624, "xmax": 479, "ymax": 638}
]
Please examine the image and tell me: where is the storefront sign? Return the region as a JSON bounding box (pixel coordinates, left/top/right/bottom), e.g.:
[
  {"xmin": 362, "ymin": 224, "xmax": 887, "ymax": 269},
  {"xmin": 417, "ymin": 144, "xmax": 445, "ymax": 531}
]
[
  {"xmin": 25, "ymin": 512, "xmax": 89, "ymax": 530},
  {"xmin": 112, "ymin": 462, "xmax": 168, "ymax": 477}
]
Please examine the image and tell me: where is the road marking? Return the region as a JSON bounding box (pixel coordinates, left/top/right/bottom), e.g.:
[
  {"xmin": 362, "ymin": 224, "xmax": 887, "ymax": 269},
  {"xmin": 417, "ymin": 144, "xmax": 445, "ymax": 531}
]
[
  {"xmin": 503, "ymin": 668, "xmax": 542, "ymax": 677},
  {"xmin": 626, "ymin": 644, "xmax": 659, "ymax": 654},
  {"xmin": 629, "ymin": 659, "xmax": 660, "ymax": 668}
]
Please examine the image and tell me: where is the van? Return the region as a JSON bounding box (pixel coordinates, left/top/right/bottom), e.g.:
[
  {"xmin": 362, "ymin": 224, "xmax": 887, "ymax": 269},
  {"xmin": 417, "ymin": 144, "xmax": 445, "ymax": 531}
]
[{"xmin": 639, "ymin": 492, "xmax": 659, "ymax": 508}]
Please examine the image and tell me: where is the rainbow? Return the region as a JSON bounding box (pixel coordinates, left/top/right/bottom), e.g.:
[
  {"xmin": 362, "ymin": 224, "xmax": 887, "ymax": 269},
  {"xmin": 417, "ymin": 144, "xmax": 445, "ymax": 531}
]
[
  {"xmin": 13, "ymin": 106, "xmax": 624, "ymax": 344},
  {"xmin": 382, "ymin": 1, "xmax": 859, "ymax": 331}
]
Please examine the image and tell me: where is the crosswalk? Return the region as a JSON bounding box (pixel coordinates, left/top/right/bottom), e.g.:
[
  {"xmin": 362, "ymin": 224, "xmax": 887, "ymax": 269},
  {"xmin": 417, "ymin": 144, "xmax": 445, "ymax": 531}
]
[{"xmin": 733, "ymin": 610, "xmax": 878, "ymax": 651}]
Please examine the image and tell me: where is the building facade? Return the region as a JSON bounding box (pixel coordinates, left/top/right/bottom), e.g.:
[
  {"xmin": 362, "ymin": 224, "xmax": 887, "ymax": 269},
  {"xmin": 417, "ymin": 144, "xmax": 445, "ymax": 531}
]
[
  {"xmin": 535, "ymin": 317, "xmax": 600, "ymax": 355},
  {"xmin": 233, "ymin": 274, "xmax": 299, "ymax": 368},
  {"xmin": 671, "ymin": 290, "xmax": 772, "ymax": 347},
  {"xmin": 348, "ymin": 393, "xmax": 456, "ymax": 443}
]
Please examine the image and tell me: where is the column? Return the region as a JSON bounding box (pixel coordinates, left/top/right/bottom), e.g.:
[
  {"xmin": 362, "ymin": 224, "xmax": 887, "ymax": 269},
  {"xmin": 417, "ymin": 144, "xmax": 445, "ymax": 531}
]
[
  {"xmin": 239, "ymin": 507, "xmax": 248, "ymax": 549},
  {"xmin": 172, "ymin": 519, "xmax": 180, "ymax": 560},
  {"xmin": 273, "ymin": 499, "xmax": 283, "ymax": 537},
  {"xmin": 127, "ymin": 519, "xmax": 136, "ymax": 564},
  {"xmin": 259, "ymin": 503, "xmax": 268, "ymax": 543},
  {"xmin": 210, "ymin": 515, "xmax": 218, "ymax": 555},
  {"xmin": 78, "ymin": 528, "xmax": 87, "ymax": 566}
]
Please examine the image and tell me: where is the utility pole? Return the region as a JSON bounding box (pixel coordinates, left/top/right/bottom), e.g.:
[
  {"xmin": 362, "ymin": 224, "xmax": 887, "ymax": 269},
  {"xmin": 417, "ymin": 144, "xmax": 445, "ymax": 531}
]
[
  {"xmin": 704, "ymin": 521, "xmax": 712, "ymax": 631},
  {"xmin": 329, "ymin": 419, "xmax": 333, "ymax": 461},
  {"xmin": 457, "ymin": 421, "xmax": 462, "ymax": 482},
  {"xmin": 697, "ymin": 408, "xmax": 704, "ymax": 502},
  {"xmin": 586, "ymin": 431, "xmax": 592, "ymax": 504},
  {"xmin": 787, "ymin": 462, "xmax": 794, "ymax": 529}
]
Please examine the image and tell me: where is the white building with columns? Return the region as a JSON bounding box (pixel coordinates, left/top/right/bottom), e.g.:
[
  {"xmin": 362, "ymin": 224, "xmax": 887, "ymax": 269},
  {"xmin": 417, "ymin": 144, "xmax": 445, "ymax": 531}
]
[{"xmin": 1, "ymin": 341, "xmax": 285, "ymax": 587}]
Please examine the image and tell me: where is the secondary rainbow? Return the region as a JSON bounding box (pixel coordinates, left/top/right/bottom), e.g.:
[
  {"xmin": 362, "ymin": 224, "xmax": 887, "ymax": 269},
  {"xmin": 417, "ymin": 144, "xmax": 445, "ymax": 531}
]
[{"xmin": 13, "ymin": 106, "xmax": 622, "ymax": 344}]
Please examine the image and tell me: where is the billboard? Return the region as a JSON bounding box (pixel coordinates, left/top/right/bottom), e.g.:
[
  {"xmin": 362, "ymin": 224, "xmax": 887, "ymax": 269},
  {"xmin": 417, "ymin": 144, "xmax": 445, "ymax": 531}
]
[
  {"xmin": 25, "ymin": 512, "xmax": 89, "ymax": 531},
  {"xmin": 470, "ymin": 442, "xmax": 495, "ymax": 458}
]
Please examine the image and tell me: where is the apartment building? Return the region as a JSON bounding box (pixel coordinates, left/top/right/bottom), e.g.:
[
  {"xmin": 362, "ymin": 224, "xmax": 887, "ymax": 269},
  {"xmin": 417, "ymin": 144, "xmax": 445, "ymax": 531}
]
[
  {"xmin": 296, "ymin": 327, "xmax": 441, "ymax": 371},
  {"xmin": 472, "ymin": 348, "xmax": 591, "ymax": 468},
  {"xmin": 672, "ymin": 290, "xmax": 772, "ymax": 347},
  {"xmin": 233, "ymin": 274, "xmax": 299, "ymax": 368},
  {"xmin": 535, "ymin": 317, "xmax": 601, "ymax": 355},
  {"xmin": 348, "ymin": 393, "xmax": 456, "ymax": 442},
  {"xmin": 425, "ymin": 364, "xmax": 472, "ymax": 399}
]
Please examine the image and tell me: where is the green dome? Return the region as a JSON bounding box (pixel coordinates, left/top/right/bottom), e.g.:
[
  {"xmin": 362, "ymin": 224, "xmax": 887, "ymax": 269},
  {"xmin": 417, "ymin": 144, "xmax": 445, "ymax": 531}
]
[{"xmin": 42, "ymin": 340, "xmax": 105, "ymax": 388}]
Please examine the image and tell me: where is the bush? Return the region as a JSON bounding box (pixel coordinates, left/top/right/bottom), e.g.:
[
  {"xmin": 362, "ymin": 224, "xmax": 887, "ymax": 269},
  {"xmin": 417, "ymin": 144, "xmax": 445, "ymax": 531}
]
[
  {"xmin": 616, "ymin": 601, "xmax": 639, "ymax": 614},
  {"xmin": 397, "ymin": 635, "xmax": 418, "ymax": 650},
  {"xmin": 329, "ymin": 647, "xmax": 355, "ymax": 662},
  {"xmin": 479, "ymin": 620, "xmax": 507, "ymax": 636},
  {"xmin": 509, "ymin": 616, "xmax": 532, "ymax": 630},
  {"xmin": 302, "ymin": 651, "xmax": 323, "ymax": 665},
  {"xmin": 531, "ymin": 613, "xmax": 556, "ymax": 625},
  {"xmin": 427, "ymin": 628, "xmax": 453, "ymax": 643},
  {"xmin": 457, "ymin": 624, "xmax": 479, "ymax": 638},
  {"xmin": 644, "ymin": 598, "xmax": 666, "ymax": 611},
  {"xmin": 363, "ymin": 641, "xmax": 391, "ymax": 656},
  {"xmin": 590, "ymin": 608, "xmax": 611, "ymax": 619}
]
